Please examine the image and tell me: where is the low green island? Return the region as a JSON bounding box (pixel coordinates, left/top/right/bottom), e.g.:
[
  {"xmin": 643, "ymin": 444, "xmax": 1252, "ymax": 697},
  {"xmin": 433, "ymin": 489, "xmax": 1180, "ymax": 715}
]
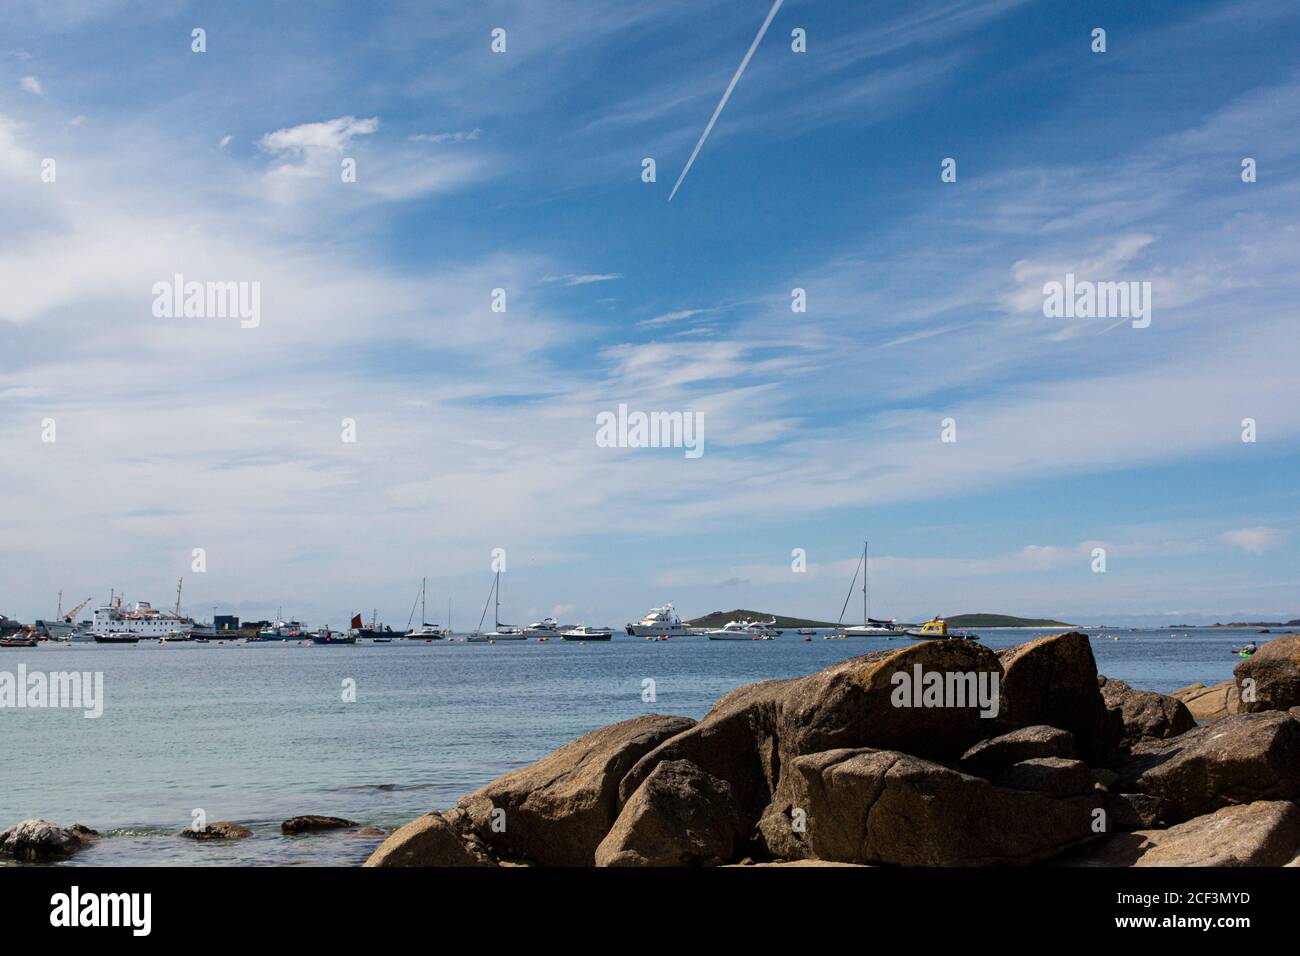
[
  {"xmin": 943, "ymin": 613, "xmax": 1075, "ymax": 628},
  {"xmin": 685, "ymin": 610, "xmax": 840, "ymax": 629}
]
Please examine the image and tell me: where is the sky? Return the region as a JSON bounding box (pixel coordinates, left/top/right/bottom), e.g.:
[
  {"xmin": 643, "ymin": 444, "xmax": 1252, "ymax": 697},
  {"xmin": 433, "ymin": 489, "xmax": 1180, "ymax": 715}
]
[{"xmin": 1, "ymin": 0, "xmax": 1298, "ymax": 629}]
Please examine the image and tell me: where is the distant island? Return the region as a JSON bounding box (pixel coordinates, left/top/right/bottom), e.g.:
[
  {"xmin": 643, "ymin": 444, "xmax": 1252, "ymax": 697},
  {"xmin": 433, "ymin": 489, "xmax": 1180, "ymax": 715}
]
[
  {"xmin": 685, "ymin": 610, "xmax": 1074, "ymax": 629},
  {"xmin": 686, "ymin": 610, "xmax": 840, "ymax": 628},
  {"xmin": 944, "ymin": 613, "xmax": 1075, "ymax": 628},
  {"xmin": 1165, "ymin": 620, "xmax": 1299, "ymax": 628}
]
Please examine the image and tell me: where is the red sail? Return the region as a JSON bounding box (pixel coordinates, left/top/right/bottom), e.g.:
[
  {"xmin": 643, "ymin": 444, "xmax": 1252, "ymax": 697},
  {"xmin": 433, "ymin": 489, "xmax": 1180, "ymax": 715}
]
[{"xmin": 351, "ymin": 613, "xmax": 363, "ymax": 629}]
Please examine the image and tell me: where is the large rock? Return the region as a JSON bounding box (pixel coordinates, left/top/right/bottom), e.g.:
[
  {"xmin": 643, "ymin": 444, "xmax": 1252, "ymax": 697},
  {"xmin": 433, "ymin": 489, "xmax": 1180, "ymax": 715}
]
[
  {"xmin": 1098, "ymin": 676, "xmax": 1196, "ymax": 747},
  {"xmin": 760, "ymin": 748, "xmax": 1099, "ymax": 866},
  {"xmin": 1109, "ymin": 710, "xmax": 1300, "ymax": 821},
  {"xmin": 1235, "ymin": 633, "xmax": 1300, "ymax": 713},
  {"xmin": 596, "ymin": 760, "xmax": 745, "ymax": 867},
  {"xmin": 624, "ymin": 640, "xmax": 1004, "ymax": 843},
  {"xmin": 1104, "ymin": 791, "xmax": 1172, "ymax": 830},
  {"xmin": 1067, "ymin": 801, "xmax": 1300, "ymax": 866},
  {"xmin": 281, "ymin": 815, "xmax": 358, "ymax": 834},
  {"xmin": 774, "ymin": 639, "xmax": 1005, "ymax": 760},
  {"xmin": 1171, "ymin": 680, "xmax": 1241, "ymax": 721},
  {"xmin": 997, "ymin": 632, "xmax": 1121, "ymax": 760},
  {"xmin": 991, "ymin": 757, "xmax": 1096, "ymax": 798},
  {"xmin": 617, "ymin": 679, "xmax": 791, "ymax": 831},
  {"xmin": 961, "ymin": 725, "xmax": 1077, "ymax": 775},
  {"xmin": 458, "ymin": 714, "xmax": 694, "ymax": 866},
  {"xmin": 179, "ymin": 821, "xmax": 253, "ymax": 840},
  {"xmin": 0, "ymin": 820, "xmax": 98, "ymax": 861},
  {"xmin": 364, "ymin": 809, "xmax": 494, "ymax": 867}
]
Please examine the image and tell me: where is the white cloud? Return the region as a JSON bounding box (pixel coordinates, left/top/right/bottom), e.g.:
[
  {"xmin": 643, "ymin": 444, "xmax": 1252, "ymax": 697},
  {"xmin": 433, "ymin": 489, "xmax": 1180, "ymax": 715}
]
[
  {"xmin": 259, "ymin": 115, "xmax": 378, "ymax": 158},
  {"xmin": 1222, "ymin": 527, "xmax": 1284, "ymax": 555},
  {"xmin": 543, "ymin": 273, "xmax": 622, "ymax": 286},
  {"xmin": 409, "ymin": 128, "xmax": 481, "ymax": 144},
  {"xmin": 639, "ymin": 308, "xmax": 710, "ymax": 327},
  {"xmin": 19, "ymin": 74, "xmax": 41, "ymax": 95}
]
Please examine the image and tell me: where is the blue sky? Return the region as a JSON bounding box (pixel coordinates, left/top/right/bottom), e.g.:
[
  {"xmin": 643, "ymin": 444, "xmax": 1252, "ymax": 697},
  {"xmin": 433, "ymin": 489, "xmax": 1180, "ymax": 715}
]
[{"xmin": 1, "ymin": 0, "xmax": 1298, "ymax": 628}]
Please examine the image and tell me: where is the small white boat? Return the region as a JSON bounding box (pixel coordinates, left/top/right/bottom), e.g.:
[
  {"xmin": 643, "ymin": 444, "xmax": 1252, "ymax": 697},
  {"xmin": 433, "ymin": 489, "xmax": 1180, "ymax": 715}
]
[
  {"xmin": 560, "ymin": 625, "xmax": 613, "ymax": 641},
  {"xmin": 707, "ymin": 620, "xmax": 777, "ymax": 640},
  {"xmin": 522, "ymin": 617, "xmax": 561, "ymax": 638}
]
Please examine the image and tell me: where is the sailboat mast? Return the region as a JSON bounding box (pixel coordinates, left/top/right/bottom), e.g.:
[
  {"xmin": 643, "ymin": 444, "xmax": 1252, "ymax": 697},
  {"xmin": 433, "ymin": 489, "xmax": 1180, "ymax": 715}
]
[
  {"xmin": 494, "ymin": 571, "xmax": 500, "ymax": 628},
  {"xmin": 863, "ymin": 541, "xmax": 870, "ymax": 624},
  {"xmin": 421, "ymin": 577, "xmax": 427, "ymax": 626}
]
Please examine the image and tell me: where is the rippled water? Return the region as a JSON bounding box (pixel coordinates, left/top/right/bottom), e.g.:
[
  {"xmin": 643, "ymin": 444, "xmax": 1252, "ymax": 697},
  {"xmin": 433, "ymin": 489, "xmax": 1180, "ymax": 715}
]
[{"xmin": 0, "ymin": 627, "xmax": 1267, "ymax": 866}]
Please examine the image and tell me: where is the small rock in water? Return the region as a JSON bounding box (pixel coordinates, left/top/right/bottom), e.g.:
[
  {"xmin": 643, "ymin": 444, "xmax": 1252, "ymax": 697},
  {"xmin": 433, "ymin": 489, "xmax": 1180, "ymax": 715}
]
[
  {"xmin": 281, "ymin": 815, "xmax": 359, "ymax": 834},
  {"xmin": 178, "ymin": 821, "xmax": 253, "ymax": 840},
  {"xmin": 0, "ymin": 819, "xmax": 98, "ymax": 861}
]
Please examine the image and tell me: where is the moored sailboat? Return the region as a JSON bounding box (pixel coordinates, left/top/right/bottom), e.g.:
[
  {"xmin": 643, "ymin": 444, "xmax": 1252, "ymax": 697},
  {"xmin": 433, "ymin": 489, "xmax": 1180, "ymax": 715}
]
[
  {"xmin": 404, "ymin": 579, "xmax": 449, "ymax": 639},
  {"xmin": 467, "ymin": 571, "xmax": 529, "ymax": 642},
  {"xmin": 838, "ymin": 542, "xmax": 900, "ymax": 636}
]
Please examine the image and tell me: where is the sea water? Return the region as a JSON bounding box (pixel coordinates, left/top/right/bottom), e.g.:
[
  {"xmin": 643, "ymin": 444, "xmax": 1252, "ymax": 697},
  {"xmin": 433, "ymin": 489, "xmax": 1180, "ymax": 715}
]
[{"xmin": 0, "ymin": 627, "xmax": 1266, "ymax": 866}]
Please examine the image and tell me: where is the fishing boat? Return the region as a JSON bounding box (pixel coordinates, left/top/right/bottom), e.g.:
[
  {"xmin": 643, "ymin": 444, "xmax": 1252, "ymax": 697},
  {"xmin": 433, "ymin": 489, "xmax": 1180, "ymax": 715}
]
[
  {"xmin": 467, "ymin": 571, "xmax": 529, "ymax": 642},
  {"xmin": 351, "ymin": 610, "xmax": 401, "ymax": 641},
  {"xmin": 257, "ymin": 612, "xmax": 311, "ymax": 641},
  {"xmin": 837, "ymin": 542, "xmax": 900, "ymax": 636},
  {"xmin": 707, "ymin": 620, "xmax": 777, "ymax": 640},
  {"xmin": 94, "ymin": 632, "xmax": 140, "ymax": 644},
  {"xmin": 0, "ymin": 635, "xmax": 37, "ymax": 648},
  {"xmin": 312, "ymin": 628, "xmax": 356, "ymax": 645},
  {"xmin": 560, "ymin": 625, "xmax": 613, "ymax": 641},
  {"xmin": 797, "ymin": 627, "xmax": 817, "ymax": 636},
  {"xmin": 904, "ymin": 617, "xmax": 979, "ymax": 641},
  {"xmin": 625, "ymin": 603, "xmax": 690, "ymax": 637},
  {"xmin": 404, "ymin": 579, "xmax": 450, "ymax": 639}
]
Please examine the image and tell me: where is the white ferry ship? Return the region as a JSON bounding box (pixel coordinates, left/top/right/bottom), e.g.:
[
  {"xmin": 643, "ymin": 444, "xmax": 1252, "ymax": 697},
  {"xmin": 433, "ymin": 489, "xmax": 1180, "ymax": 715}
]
[{"xmin": 92, "ymin": 598, "xmax": 195, "ymax": 639}]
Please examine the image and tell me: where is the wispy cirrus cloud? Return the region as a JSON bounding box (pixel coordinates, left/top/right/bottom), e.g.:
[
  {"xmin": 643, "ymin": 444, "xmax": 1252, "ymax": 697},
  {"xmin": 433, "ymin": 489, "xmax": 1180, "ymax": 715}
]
[{"xmin": 543, "ymin": 273, "xmax": 622, "ymax": 286}]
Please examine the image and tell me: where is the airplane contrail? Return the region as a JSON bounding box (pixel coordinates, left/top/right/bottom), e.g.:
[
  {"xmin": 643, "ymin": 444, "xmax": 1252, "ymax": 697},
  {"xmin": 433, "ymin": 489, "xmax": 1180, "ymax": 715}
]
[{"xmin": 668, "ymin": 0, "xmax": 785, "ymax": 202}]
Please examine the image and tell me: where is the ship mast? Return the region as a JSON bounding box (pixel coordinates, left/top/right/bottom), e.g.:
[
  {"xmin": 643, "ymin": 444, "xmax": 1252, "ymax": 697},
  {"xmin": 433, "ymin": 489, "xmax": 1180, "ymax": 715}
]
[
  {"xmin": 175, "ymin": 577, "xmax": 184, "ymax": 617},
  {"xmin": 863, "ymin": 541, "xmax": 870, "ymax": 625}
]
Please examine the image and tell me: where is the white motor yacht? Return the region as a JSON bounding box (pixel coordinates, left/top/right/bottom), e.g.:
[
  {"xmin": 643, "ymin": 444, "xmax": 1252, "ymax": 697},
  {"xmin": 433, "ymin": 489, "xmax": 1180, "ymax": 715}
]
[
  {"xmin": 560, "ymin": 625, "xmax": 613, "ymax": 641},
  {"xmin": 707, "ymin": 620, "xmax": 777, "ymax": 640},
  {"xmin": 625, "ymin": 603, "xmax": 691, "ymax": 637}
]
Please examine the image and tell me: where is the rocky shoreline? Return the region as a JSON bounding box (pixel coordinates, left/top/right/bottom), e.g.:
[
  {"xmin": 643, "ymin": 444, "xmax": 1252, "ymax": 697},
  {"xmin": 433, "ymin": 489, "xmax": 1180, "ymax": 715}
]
[
  {"xmin": 365, "ymin": 631, "xmax": 1300, "ymax": 867},
  {"xmin": 7, "ymin": 631, "xmax": 1299, "ymax": 867}
]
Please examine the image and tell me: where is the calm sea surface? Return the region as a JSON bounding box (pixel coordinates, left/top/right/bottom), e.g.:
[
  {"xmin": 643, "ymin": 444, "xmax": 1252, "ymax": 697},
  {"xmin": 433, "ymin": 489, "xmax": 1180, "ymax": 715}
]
[{"xmin": 0, "ymin": 627, "xmax": 1270, "ymax": 866}]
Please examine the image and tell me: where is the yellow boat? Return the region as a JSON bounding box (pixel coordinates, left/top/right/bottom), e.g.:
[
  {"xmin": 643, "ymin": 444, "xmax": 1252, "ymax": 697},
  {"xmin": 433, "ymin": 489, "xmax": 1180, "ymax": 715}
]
[{"xmin": 904, "ymin": 617, "xmax": 979, "ymax": 641}]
